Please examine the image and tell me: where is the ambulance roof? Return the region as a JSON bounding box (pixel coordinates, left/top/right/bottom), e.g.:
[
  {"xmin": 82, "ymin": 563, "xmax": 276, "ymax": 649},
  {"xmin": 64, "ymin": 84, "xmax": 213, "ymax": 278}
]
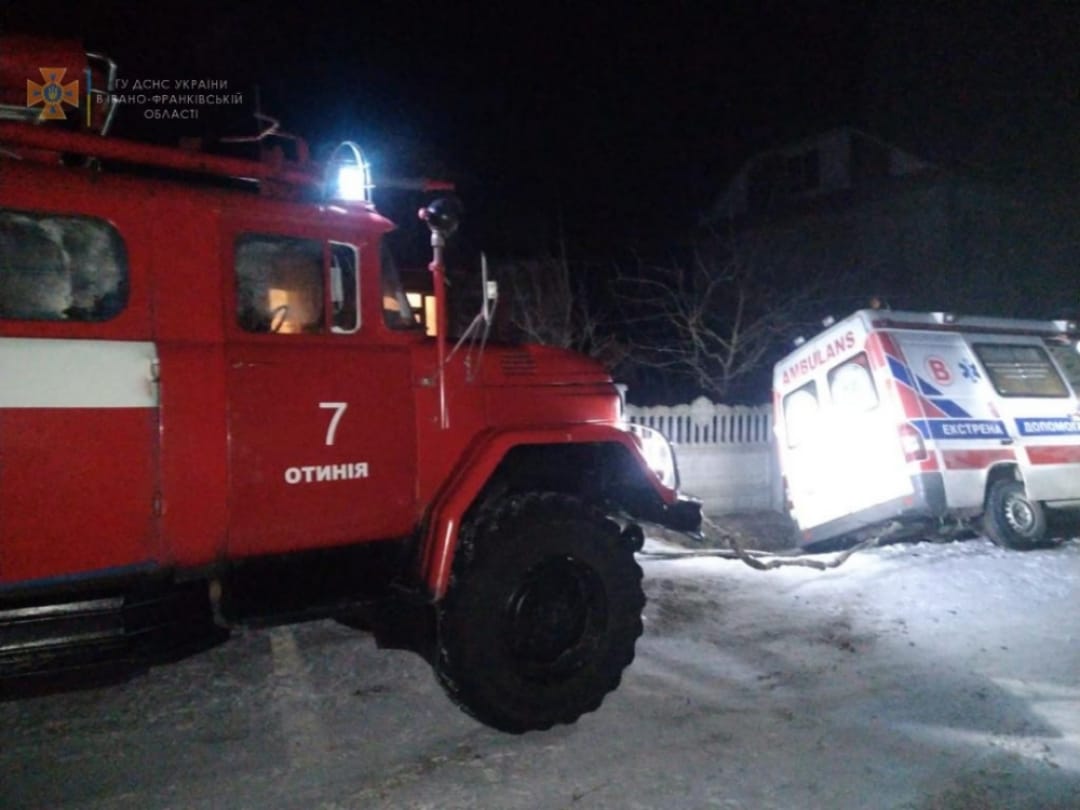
[{"xmin": 857, "ymin": 310, "xmax": 1078, "ymax": 338}]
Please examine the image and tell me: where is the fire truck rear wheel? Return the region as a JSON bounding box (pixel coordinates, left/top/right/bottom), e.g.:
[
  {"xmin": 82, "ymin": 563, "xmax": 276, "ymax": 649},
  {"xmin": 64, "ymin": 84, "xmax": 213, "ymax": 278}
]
[
  {"xmin": 435, "ymin": 492, "xmax": 644, "ymax": 733},
  {"xmin": 982, "ymin": 480, "xmax": 1050, "ymax": 550}
]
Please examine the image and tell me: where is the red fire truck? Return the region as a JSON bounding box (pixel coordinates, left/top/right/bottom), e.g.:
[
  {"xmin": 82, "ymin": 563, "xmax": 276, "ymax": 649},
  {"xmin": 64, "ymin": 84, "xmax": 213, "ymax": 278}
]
[{"xmin": 0, "ymin": 37, "xmax": 699, "ymax": 732}]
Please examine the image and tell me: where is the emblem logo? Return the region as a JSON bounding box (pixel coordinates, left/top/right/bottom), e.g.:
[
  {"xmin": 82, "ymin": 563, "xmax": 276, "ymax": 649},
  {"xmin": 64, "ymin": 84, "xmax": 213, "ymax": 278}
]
[
  {"xmin": 26, "ymin": 67, "xmax": 80, "ymax": 121},
  {"xmin": 959, "ymin": 359, "xmax": 981, "ymax": 382}
]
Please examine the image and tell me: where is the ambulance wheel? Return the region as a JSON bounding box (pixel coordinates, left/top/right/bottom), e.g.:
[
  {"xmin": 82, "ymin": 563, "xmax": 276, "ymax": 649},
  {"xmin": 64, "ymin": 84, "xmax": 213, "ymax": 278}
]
[
  {"xmin": 982, "ymin": 480, "xmax": 1050, "ymax": 550},
  {"xmin": 435, "ymin": 492, "xmax": 644, "ymax": 733}
]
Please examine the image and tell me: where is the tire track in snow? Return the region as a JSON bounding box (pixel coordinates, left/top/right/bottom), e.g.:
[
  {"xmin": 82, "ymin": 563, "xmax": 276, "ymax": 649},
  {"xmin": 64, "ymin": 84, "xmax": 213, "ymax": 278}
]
[{"xmin": 269, "ymin": 626, "xmax": 331, "ymax": 768}]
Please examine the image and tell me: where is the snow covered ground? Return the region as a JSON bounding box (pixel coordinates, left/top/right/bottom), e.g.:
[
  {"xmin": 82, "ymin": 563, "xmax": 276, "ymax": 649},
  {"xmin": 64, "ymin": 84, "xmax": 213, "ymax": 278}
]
[{"xmin": 3, "ymin": 532, "xmax": 1080, "ymax": 809}]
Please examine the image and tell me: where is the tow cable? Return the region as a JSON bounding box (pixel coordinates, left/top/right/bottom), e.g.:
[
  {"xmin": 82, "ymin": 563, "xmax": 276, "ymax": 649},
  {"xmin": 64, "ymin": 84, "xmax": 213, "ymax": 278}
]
[{"xmin": 636, "ymin": 516, "xmax": 904, "ymax": 571}]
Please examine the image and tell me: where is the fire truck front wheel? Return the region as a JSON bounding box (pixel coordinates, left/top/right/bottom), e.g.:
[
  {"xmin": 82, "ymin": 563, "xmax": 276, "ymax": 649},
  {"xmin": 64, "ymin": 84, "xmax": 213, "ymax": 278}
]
[
  {"xmin": 982, "ymin": 480, "xmax": 1051, "ymax": 550},
  {"xmin": 435, "ymin": 492, "xmax": 644, "ymax": 733}
]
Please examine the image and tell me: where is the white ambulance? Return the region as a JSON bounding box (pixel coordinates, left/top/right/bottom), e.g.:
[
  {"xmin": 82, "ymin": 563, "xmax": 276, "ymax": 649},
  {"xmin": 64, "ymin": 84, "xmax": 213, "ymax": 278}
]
[{"xmin": 772, "ymin": 310, "xmax": 1080, "ymax": 550}]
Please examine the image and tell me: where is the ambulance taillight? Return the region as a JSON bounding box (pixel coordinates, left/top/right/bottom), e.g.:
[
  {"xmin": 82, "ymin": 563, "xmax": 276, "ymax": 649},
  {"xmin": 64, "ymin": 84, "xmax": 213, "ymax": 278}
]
[{"xmin": 898, "ymin": 423, "xmax": 928, "ymax": 463}]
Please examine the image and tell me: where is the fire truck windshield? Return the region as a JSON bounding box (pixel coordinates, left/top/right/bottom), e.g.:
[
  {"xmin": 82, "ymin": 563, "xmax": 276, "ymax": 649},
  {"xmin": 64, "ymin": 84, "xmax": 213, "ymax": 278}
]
[{"xmin": 380, "ymin": 239, "xmax": 418, "ymax": 329}]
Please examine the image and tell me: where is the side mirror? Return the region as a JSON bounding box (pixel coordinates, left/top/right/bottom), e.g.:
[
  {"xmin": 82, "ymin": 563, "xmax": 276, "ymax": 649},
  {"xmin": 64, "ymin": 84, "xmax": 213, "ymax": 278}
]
[{"xmin": 419, "ymin": 197, "xmax": 462, "ymax": 239}]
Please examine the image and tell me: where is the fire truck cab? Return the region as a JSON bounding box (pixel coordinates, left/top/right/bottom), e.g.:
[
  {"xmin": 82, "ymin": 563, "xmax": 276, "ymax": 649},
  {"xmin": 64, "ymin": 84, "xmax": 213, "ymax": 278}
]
[
  {"xmin": 0, "ymin": 38, "xmax": 699, "ymax": 733},
  {"xmin": 773, "ymin": 309, "xmax": 1080, "ymax": 551}
]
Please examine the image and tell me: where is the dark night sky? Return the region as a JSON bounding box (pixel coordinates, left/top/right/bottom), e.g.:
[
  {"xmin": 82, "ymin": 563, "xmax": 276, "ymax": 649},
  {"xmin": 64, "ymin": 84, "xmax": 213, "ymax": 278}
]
[{"xmin": 3, "ymin": 2, "xmax": 1077, "ymax": 257}]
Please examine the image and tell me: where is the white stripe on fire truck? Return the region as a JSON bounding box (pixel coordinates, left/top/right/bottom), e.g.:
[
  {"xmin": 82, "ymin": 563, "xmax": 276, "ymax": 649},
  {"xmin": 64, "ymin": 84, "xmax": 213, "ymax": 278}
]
[{"xmin": 0, "ymin": 338, "xmax": 158, "ymax": 409}]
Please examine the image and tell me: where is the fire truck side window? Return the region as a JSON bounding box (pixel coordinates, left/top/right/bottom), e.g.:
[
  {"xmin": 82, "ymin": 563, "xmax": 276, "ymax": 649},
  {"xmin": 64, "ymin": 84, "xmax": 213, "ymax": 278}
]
[
  {"xmin": 0, "ymin": 209, "xmax": 128, "ymax": 322},
  {"xmin": 828, "ymin": 353, "xmax": 878, "ymax": 414},
  {"xmin": 783, "ymin": 382, "xmax": 819, "ymax": 448},
  {"xmin": 235, "ymin": 235, "xmax": 325, "ymax": 334}
]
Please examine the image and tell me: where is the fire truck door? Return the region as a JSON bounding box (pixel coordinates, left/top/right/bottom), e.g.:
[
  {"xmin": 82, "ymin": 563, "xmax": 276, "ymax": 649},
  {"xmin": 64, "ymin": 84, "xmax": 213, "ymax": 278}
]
[
  {"xmin": 779, "ymin": 377, "xmax": 834, "ymax": 530},
  {"xmin": 224, "ymin": 234, "xmax": 418, "ymax": 557}
]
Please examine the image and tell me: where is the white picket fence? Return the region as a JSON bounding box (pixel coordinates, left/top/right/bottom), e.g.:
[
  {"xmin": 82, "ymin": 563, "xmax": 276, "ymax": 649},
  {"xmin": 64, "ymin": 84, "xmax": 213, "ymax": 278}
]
[{"xmin": 624, "ymin": 397, "xmax": 783, "ymax": 514}]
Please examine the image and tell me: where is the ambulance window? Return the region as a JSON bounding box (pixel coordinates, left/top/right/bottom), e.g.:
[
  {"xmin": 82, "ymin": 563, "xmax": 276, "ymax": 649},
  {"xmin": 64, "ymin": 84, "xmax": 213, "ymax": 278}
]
[
  {"xmin": 329, "ymin": 242, "xmax": 359, "ymax": 333},
  {"xmin": 974, "ymin": 343, "xmax": 1070, "ymax": 398},
  {"xmin": 1046, "ymin": 342, "xmax": 1080, "ymax": 393},
  {"xmin": 0, "ymin": 209, "xmax": 128, "ymax": 322},
  {"xmin": 829, "ymin": 353, "xmax": 878, "ymax": 413},
  {"xmin": 783, "ymin": 383, "xmax": 819, "ymax": 448},
  {"xmin": 235, "ymin": 235, "xmax": 324, "ymax": 334}
]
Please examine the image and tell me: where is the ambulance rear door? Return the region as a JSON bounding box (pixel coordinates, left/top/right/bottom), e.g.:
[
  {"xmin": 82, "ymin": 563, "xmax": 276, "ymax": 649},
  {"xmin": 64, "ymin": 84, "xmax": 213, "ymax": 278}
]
[
  {"xmin": 778, "ymin": 320, "xmax": 911, "ymax": 535},
  {"xmin": 778, "ymin": 375, "xmax": 830, "ymax": 530},
  {"xmin": 821, "ymin": 349, "xmax": 914, "ymax": 522}
]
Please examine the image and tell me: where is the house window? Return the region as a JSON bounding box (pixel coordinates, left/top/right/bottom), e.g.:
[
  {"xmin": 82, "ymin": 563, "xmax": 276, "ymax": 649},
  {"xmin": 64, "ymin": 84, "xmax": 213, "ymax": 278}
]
[
  {"xmin": 406, "ymin": 291, "xmax": 438, "ymax": 336},
  {"xmin": 0, "ymin": 209, "xmax": 128, "ymax": 322}
]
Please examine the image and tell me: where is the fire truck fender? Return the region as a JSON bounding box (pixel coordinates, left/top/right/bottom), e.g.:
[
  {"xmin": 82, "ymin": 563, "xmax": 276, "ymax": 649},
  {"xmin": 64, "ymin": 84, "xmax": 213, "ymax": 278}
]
[{"xmin": 419, "ymin": 424, "xmax": 677, "ymax": 600}]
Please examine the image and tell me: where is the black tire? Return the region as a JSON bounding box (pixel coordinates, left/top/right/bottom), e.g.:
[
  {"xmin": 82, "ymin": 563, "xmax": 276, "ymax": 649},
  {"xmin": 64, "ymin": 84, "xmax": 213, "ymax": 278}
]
[
  {"xmin": 435, "ymin": 492, "xmax": 644, "ymax": 733},
  {"xmin": 982, "ymin": 479, "xmax": 1052, "ymax": 550}
]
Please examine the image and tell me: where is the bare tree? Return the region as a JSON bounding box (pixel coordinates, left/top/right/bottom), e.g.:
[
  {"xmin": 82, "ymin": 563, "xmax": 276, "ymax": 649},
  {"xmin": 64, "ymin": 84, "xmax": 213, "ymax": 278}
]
[
  {"xmin": 617, "ymin": 238, "xmax": 823, "ymax": 400},
  {"xmin": 494, "ymin": 231, "xmax": 829, "ymax": 400}
]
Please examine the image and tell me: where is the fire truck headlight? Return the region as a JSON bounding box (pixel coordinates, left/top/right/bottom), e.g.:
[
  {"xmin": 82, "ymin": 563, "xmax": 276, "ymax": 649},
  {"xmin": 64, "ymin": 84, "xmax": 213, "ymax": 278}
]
[{"xmin": 627, "ymin": 423, "xmax": 679, "ymax": 490}]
